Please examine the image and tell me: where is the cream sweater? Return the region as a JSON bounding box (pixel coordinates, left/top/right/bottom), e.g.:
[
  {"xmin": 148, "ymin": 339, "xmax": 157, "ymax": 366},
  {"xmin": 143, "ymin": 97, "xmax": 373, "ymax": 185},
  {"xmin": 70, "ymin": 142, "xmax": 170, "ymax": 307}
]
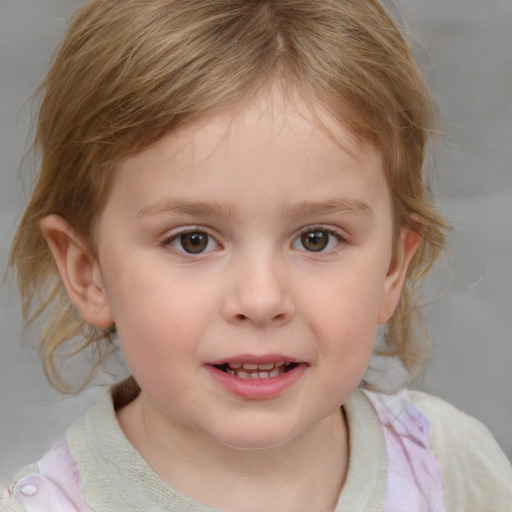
[{"xmin": 6, "ymin": 387, "xmax": 512, "ymax": 511}]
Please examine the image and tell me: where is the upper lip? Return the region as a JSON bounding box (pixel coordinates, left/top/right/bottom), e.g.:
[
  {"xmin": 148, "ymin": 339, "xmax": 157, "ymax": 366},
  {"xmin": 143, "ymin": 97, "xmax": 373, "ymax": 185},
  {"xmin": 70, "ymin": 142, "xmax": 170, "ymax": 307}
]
[{"xmin": 207, "ymin": 354, "xmax": 301, "ymax": 366}]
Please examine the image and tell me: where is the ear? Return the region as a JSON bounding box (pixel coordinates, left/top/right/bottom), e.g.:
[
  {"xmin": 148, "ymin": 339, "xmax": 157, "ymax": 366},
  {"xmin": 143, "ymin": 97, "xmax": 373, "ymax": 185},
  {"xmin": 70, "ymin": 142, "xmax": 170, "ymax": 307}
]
[
  {"xmin": 377, "ymin": 228, "xmax": 421, "ymax": 324},
  {"xmin": 39, "ymin": 214, "xmax": 114, "ymax": 329}
]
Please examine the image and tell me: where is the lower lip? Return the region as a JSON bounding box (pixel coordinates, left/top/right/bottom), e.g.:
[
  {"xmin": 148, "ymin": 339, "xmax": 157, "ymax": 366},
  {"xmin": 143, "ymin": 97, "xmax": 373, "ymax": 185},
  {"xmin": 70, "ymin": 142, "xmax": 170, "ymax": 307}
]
[{"xmin": 205, "ymin": 364, "xmax": 307, "ymax": 400}]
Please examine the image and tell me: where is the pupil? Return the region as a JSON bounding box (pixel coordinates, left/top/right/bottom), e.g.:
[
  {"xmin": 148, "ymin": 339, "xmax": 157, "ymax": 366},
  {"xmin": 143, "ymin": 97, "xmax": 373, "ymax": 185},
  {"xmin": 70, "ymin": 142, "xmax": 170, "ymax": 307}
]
[
  {"xmin": 301, "ymin": 231, "xmax": 328, "ymax": 252},
  {"xmin": 181, "ymin": 232, "xmax": 208, "ymax": 253}
]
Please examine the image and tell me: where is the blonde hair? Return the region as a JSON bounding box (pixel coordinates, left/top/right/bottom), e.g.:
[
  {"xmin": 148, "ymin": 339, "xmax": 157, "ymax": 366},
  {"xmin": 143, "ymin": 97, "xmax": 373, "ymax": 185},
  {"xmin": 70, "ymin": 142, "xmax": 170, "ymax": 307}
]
[{"xmin": 10, "ymin": 0, "xmax": 448, "ymax": 393}]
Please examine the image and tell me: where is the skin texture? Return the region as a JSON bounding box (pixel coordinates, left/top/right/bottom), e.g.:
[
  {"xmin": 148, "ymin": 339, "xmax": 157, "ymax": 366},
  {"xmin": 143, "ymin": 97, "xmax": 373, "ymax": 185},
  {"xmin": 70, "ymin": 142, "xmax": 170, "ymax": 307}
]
[{"xmin": 40, "ymin": 92, "xmax": 419, "ymax": 512}]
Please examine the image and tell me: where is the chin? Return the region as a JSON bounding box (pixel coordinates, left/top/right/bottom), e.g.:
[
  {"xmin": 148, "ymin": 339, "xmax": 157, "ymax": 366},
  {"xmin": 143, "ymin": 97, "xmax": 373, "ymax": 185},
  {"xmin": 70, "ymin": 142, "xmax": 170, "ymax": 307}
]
[{"xmin": 206, "ymin": 424, "xmax": 301, "ymax": 452}]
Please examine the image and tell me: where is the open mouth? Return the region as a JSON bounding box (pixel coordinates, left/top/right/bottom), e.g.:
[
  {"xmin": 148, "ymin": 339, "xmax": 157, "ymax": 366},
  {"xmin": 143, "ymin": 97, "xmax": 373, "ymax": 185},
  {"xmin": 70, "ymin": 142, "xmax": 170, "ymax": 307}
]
[{"xmin": 213, "ymin": 362, "xmax": 298, "ymax": 379}]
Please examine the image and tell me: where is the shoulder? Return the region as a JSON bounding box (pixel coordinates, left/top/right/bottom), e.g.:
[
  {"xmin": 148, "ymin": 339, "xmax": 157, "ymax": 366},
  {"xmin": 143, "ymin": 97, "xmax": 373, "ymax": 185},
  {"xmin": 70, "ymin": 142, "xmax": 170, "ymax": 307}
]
[
  {"xmin": 409, "ymin": 390, "xmax": 512, "ymax": 511},
  {"xmin": 4, "ymin": 437, "xmax": 93, "ymax": 512},
  {"xmin": 4, "ymin": 385, "xmax": 137, "ymax": 512}
]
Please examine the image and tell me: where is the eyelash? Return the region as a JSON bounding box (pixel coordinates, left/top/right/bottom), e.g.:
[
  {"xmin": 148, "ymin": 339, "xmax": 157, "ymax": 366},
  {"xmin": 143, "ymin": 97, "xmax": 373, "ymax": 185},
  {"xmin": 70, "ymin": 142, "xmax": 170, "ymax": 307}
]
[
  {"xmin": 293, "ymin": 225, "xmax": 345, "ymax": 254},
  {"xmin": 160, "ymin": 225, "xmax": 345, "ymax": 256},
  {"xmin": 161, "ymin": 227, "xmax": 220, "ymax": 256}
]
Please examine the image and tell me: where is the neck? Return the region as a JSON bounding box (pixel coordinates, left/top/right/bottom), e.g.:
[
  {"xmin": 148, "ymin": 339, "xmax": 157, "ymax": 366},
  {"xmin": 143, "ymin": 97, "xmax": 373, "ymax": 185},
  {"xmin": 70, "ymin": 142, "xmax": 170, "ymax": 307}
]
[{"xmin": 117, "ymin": 393, "xmax": 349, "ymax": 512}]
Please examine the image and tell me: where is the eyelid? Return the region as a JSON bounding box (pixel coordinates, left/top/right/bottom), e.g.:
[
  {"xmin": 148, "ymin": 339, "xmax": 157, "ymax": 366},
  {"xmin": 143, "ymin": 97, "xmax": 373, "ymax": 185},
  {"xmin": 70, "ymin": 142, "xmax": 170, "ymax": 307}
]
[
  {"xmin": 292, "ymin": 225, "xmax": 346, "ymax": 254},
  {"xmin": 161, "ymin": 226, "xmax": 221, "ymax": 255}
]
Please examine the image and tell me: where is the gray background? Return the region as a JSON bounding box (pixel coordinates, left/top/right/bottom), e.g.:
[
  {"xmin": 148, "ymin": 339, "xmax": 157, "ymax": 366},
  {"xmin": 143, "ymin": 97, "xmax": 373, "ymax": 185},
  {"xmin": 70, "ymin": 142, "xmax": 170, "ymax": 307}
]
[{"xmin": 1, "ymin": 0, "xmax": 511, "ymax": 484}]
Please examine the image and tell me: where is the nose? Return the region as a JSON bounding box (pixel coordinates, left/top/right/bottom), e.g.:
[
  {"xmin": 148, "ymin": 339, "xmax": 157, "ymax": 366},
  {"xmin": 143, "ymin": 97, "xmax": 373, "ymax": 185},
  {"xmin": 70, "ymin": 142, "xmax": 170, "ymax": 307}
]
[{"xmin": 221, "ymin": 252, "xmax": 295, "ymax": 328}]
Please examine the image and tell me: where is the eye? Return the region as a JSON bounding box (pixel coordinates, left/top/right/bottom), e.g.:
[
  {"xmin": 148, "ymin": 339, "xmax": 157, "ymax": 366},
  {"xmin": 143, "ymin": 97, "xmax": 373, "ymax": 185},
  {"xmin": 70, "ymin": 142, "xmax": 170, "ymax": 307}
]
[
  {"xmin": 164, "ymin": 230, "xmax": 219, "ymax": 255},
  {"xmin": 293, "ymin": 228, "xmax": 342, "ymax": 253}
]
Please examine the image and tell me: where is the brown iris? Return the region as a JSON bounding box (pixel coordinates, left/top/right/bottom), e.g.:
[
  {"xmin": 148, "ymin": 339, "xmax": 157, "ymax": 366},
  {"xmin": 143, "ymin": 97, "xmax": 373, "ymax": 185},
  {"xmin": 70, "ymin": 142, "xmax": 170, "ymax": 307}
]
[
  {"xmin": 301, "ymin": 230, "xmax": 329, "ymax": 252},
  {"xmin": 180, "ymin": 232, "xmax": 209, "ymax": 253}
]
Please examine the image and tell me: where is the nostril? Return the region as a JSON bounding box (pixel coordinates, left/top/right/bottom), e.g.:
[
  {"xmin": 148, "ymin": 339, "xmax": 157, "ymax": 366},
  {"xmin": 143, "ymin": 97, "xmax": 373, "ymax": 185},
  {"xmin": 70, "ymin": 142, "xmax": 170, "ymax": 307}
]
[
  {"xmin": 272, "ymin": 312, "xmax": 291, "ymax": 325},
  {"xmin": 223, "ymin": 295, "xmax": 295, "ymax": 327}
]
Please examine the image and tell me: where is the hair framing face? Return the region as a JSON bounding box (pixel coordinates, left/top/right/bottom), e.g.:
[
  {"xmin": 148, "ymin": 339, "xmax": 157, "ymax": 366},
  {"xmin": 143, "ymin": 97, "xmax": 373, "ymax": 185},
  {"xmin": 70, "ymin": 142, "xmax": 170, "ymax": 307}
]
[{"xmin": 10, "ymin": 0, "xmax": 448, "ymax": 392}]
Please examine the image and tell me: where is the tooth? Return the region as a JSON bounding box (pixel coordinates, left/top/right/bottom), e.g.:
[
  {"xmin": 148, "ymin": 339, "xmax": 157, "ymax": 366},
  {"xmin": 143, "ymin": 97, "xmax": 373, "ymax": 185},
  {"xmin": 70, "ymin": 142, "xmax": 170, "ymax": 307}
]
[
  {"xmin": 259, "ymin": 371, "xmax": 270, "ymax": 378},
  {"xmin": 250, "ymin": 372, "xmax": 260, "ymax": 379},
  {"xmin": 237, "ymin": 371, "xmax": 251, "ymax": 379},
  {"xmin": 257, "ymin": 363, "xmax": 274, "ymax": 370},
  {"xmin": 269, "ymin": 368, "xmax": 280, "ymax": 378},
  {"xmin": 227, "ymin": 369, "xmax": 236, "ymax": 375},
  {"xmin": 275, "ymin": 361, "xmax": 284, "ymax": 367},
  {"xmin": 229, "ymin": 363, "xmax": 242, "ymax": 369},
  {"xmin": 242, "ymin": 363, "xmax": 258, "ymax": 370}
]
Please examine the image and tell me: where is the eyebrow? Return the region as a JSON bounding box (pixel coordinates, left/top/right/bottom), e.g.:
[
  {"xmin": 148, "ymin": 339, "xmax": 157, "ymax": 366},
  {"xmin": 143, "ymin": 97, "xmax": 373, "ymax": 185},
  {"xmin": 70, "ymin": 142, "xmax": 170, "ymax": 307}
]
[
  {"xmin": 138, "ymin": 197, "xmax": 372, "ymax": 220},
  {"xmin": 282, "ymin": 198, "xmax": 373, "ymax": 218},
  {"xmin": 137, "ymin": 199, "xmax": 235, "ymax": 219}
]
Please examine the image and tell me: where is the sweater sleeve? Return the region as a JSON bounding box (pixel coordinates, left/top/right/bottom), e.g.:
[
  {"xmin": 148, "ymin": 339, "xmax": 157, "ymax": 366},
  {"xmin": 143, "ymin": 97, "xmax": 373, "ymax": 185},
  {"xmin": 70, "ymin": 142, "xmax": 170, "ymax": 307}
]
[
  {"xmin": 3, "ymin": 437, "xmax": 94, "ymax": 512},
  {"xmin": 409, "ymin": 391, "xmax": 512, "ymax": 512}
]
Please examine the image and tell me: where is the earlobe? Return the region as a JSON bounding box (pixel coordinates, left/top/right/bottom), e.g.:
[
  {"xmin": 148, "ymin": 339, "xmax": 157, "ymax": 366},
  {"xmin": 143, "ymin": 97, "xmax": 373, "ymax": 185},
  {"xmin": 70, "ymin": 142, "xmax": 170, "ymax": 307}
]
[
  {"xmin": 39, "ymin": 215, "xmax": 114, "ymax": 329},
  {"xmin": 377, "ymin": 228, "xmax": 421, "ymax": 324}
]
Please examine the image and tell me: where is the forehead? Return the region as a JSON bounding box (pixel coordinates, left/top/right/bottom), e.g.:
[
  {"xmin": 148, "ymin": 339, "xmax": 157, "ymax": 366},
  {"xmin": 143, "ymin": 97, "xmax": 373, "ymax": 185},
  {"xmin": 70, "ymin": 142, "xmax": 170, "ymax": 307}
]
[
  {"xmin": 107, "ymin": 91, "xmax": 389, "ymax": 219},
  {"xmin": 121, "ymin": 91, "xmax": 382, "ymax": 177}
]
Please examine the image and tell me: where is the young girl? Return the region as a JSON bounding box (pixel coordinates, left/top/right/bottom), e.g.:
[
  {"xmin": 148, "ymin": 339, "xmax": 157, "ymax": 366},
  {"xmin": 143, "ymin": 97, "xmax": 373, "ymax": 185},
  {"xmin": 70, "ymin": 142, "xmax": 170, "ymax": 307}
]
[{"xmin": 5, "ymin": 0, "xmax": 512, "ymax": 510}]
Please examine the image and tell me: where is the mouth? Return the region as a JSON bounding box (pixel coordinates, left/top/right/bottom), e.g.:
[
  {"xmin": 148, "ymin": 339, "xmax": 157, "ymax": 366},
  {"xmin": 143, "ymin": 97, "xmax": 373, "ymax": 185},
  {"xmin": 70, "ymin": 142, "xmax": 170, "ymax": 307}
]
[
  {"xmin": 206, "ymin": 357, "xmax": 306, "ymax": 399},
  {"xmin": 212, "ymin": 361, "xmax": 299, "ymax": 379}
]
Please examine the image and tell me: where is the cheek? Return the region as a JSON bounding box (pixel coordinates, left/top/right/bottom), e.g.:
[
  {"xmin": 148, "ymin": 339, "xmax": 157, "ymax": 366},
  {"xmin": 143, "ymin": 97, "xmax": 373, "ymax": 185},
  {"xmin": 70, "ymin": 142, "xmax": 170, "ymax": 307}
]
[
  {"xmin": 113, "ymin": 293, "xmax": 202, "ymax": 397},
  {"xmin": 104, "ymin": 271, "xmax": 209, "ymax": 366},
  {"xmin": 308, "ymin": 269, "xmax": 385, "ymax": 341},
  {"xmin": 304, "ymin": 268, "xmax": 385, "ymax": 394}
]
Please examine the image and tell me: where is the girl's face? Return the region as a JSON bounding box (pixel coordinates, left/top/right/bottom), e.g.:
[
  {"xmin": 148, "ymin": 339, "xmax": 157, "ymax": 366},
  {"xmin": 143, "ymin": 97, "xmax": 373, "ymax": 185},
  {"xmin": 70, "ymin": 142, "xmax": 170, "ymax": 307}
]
[{"xmin": 92, "ymin": 93, "xmax": 415, "ymax": 450}]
